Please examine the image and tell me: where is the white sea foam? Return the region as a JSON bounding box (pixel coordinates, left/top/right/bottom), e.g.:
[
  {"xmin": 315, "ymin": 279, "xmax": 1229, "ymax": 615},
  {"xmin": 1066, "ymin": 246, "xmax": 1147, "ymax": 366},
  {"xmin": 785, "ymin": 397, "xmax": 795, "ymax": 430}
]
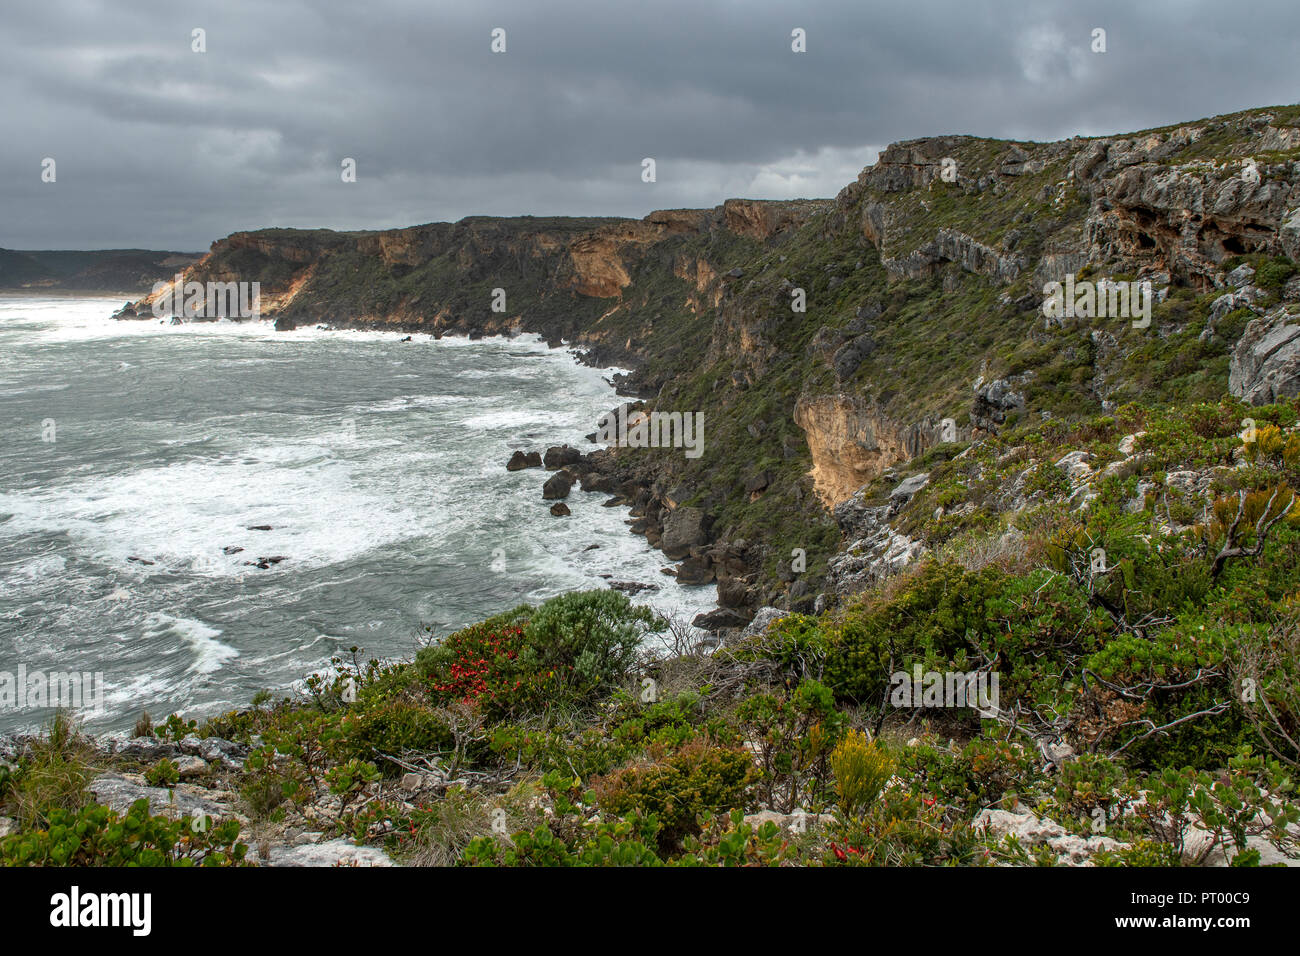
[
  {"xmin": 143, "ymin": 612, "xmax": 239, "ymax": 676},
  {"xmin": 0, "ymin": 295, "xmax": 713, "ymax": 731}
]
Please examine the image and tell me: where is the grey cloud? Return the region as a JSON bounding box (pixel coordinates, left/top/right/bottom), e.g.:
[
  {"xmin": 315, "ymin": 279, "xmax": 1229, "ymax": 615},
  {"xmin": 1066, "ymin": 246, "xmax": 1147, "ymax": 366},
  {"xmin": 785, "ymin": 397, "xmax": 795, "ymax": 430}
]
[{"xmin": 2, "ymin": 0, "xmax": 1298, "ymax": 249}]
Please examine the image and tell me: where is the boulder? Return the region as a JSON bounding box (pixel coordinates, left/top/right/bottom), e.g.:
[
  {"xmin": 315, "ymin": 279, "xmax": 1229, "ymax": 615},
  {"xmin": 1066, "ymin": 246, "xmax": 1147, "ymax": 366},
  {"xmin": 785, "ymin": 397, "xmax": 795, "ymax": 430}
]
[
  {"xmin": 609, "ymin": 581, "xmax": 659, "ymax": 595},
  {"xmin": 1054, "ymin": 450, "xmax": 1093, "ymax": 484},
  {"xmin": 543, "ymin": 445, "xmax": 582, "ymax": 470},
  {"xmin": 580, "ymin": 471, "xmax": 618, "ymax": 493},
  {"xmin": 1117, "ymin": 431, "xmax": 1146, "ymax": 456},
  {"xmin": 1227, "ymin": 263, "xmax": 1257, "ymax": 287},
  {"xmin": 742, "ymin": 606, "xmax": 792, "ymax": 638},
  {"xmin": 674, "ymin": 556, "xmax": 715, "ymax": 585},
  {"xmin": 542, "ymin": 470, "xmax": 575, "ymax": 500},
  {"xmin": 888, "ymin": 472, "xmax": 930, "ymax": 512},
  {"xmin": 506, "ymin": 450, "xmax": 542, "ymax": 471},
  {"xmin": 661, "ymin": 507, "xmax": 708, "ymax": 559},
  {"xmin": 549, "ymin": 502, "xmax": 571, "ymax": 516},
  {"xmin": 692, "ymin": 607, "xmax": 750, "ymax": 630},
  {"xmin": 716, "ymin": 576, "xmax": 754, "ymax": 608},
  {"xmin": 166, "ymin": 756, "xmax": 204, "ymax": 780}
]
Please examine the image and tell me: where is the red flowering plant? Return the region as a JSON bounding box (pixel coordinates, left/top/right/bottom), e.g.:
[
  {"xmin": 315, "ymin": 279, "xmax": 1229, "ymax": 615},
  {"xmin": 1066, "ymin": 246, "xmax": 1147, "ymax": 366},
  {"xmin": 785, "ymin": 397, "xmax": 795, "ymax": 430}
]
[
  {"xmin": 417, "ymin": 590, "xmax": 665, "ymax": 720},
  {"xmin": 420, "ymin": 620, "xmax": 541, "ymax": 718}
]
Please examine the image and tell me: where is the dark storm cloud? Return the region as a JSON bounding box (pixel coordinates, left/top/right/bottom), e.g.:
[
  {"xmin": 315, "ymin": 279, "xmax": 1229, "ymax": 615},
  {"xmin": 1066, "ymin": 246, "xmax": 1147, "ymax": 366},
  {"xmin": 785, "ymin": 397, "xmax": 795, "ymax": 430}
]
[{"xmin": 2, "ymin": 0, "xmax": 1298, "ymax": 249}]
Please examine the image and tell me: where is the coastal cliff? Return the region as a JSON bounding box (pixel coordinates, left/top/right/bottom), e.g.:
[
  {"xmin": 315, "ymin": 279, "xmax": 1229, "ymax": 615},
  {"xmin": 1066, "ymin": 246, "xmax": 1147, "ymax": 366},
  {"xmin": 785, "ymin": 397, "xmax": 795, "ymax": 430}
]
[{"xmin": 115, "ymin": 104, "xmax": 1300, "ymax": 627}]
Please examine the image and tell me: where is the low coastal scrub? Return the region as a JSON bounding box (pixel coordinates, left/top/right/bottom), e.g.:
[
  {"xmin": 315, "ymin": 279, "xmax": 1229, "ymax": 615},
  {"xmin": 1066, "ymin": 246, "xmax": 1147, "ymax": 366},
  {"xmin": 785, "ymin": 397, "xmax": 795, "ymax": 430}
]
[{"xmin": 3, "ymin": 401, "xmax": 1300, "ymax": 866}]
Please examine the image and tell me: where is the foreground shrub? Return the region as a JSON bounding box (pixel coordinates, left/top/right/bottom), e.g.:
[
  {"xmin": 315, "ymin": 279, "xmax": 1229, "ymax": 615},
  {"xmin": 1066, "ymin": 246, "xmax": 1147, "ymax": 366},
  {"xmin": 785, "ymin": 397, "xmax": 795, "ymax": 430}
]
[
  {"xmin": 332, "ymin": 701, "xmax": 455, "ymax": 772},
  {"xmin": 735, "ymin": 679, "xmax": 845, "ymax": 812},
  {"xmin": 593, "ymin": 739, "xmax": 756, "ymax": 852},
  {"xmin": 419, "ymin": 590, "xmax": 665, "ymax": 718},
  {"xmin": 1, "ymin": 798, "xmax": 247, "ymax": 866},
  {"xmin": 831, "ymin": 730, "xmax": 894, "ymax": 817}
]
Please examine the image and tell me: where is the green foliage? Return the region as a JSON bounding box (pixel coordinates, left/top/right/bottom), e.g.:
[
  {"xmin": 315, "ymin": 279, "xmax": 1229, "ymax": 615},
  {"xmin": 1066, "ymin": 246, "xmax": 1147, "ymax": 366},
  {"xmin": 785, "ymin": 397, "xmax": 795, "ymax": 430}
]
[
  {"xmin": 1254, "ymin": 257, "xmax": 1297, "ymax": 290},
  {"xmin": 419, "ymin": 591, "xmax": 664, "ymax": 719},
  {"xmin": 462, "ymin": 815, "xmax": 666, "ymax": 867},
  {"xmin": 1, "ymin": 798, "xmax": 247, "ymax": 866},
  {"xmin": 332, "ymin": 701, "xmax": 455, "ymax": 771},
  {"xmin": 520, "ymin": 589, "xmax": 664, "ymax": 697},
  {"xmin": 830, "ymin": 730, "xmax": 894, "ymax": 816},
  {"xmin": 734, "ymin": 679, "xmax": 845, "ymax": 812},
  {"xmin": 898, "ymin": 736, "xmax": 1044, "ymax": 814},
  {"xmin": 145, "ymin": 758, "xmax": 180, "ymax": 788},
  {"xmin": 593, "ymin": 739, "xmax": 756, "ymax": 852}
]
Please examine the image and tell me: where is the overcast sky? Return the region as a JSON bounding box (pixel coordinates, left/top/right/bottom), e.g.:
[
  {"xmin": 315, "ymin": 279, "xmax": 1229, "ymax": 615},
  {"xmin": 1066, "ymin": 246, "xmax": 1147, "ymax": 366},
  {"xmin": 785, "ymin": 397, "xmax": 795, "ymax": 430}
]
[{"xmin": 3, "ymin": 0, "xmax": 1298, "ymax": 250}]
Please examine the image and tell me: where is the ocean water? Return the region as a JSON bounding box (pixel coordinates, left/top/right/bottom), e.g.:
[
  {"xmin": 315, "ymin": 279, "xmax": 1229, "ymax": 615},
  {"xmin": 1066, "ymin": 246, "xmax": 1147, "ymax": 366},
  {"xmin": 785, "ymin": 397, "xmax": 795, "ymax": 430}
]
[{"xmin": 0, "ymin": 294, "xmax": 713, "ymax": 733}]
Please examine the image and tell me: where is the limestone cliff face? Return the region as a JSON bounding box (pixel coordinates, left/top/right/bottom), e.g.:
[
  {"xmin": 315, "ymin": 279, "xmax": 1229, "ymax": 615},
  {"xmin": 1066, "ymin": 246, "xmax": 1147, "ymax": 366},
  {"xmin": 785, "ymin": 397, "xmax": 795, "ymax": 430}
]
[
  {"xmin": 793, "ymin": 395, "xmax": 946, "ymax": 507},
  {"xmin": 722, "ymin": 198, "xmax": 827, "ymax": 241}
]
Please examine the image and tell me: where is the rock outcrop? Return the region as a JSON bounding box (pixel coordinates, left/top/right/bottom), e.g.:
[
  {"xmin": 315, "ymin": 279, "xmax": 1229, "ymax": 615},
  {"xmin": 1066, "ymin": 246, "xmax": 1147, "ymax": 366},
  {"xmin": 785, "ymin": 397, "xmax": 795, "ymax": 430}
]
[{"xmin": 1230, "ymin": 308, "xmax": 1300, "ymax": 404}]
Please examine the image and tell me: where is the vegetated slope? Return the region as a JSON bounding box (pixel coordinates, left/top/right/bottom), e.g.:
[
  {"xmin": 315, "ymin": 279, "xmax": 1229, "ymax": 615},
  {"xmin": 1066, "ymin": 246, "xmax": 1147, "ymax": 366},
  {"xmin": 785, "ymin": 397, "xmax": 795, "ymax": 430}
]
[
  {"xmin": 127, "ymin": 104, "xmax": 1300, "ymax": 627},
  {"xmin": 0, "ymin": 248, "xmax": 201, "ymax": 292}
]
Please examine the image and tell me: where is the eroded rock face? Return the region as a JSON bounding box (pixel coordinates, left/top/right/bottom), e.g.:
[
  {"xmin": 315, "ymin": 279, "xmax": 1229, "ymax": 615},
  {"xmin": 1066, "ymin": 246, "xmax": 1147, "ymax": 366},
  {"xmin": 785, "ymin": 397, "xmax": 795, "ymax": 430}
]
[
  {"xmin": 881, "ymin": 227, "xmax": 1028, "ymax": 283},
  {"xmin": 824, "ymin": 493, "xmax": 927, "ymax": 599},
  {"xmin": 1230, "ymin": 308, "xmax": 1300, "ymax": 404},
  {"xmin": 793, "ymin": 395, "xmax": 944, "ymax": 507},
  {"xmin": 721, "ymin": 199, "xmax": 826, "ymax": 241},
  {"xmin": 846, "ymin": 114, "xmax": 1300, "ymax": 293},
  {"xmin": 971, "ymin": 377, "xmax": 1027, "ymax": 433}
]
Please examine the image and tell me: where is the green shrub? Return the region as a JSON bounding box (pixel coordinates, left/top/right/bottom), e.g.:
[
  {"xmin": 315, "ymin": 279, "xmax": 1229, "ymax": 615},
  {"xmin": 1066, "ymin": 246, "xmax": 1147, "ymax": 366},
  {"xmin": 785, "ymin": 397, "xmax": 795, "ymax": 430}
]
[
  {"xmin": 520, "ymin": 590, "xmax": 664, "ymax": 700},
  {"xmin": 831, "ymin": 730, "xmax": 894, "ymax": 816},
  {"xmin": 1254, "ymin": 257, "xmax": 1296, "ymax": 290},
  {"xmin": 419, "ymin": 590, "xmax": 665, "ymax": 718},
  {"xmin": 734, "ymin": 679, "xmax": 846, "ymax": 812},
  {"xmin": 145, "ymin": 758, "xmax": 180, "ymax": 788},
  {"xmin": 593, "ymin": 739, "xmax": 756, "ymax": 852},
  {"xmin": 1, "ymin": 798, "xmax": 247, "ymax": 866},
  {"xmin": 332, "ymin": 701, "xmax": 455, "ymax": 772}
]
